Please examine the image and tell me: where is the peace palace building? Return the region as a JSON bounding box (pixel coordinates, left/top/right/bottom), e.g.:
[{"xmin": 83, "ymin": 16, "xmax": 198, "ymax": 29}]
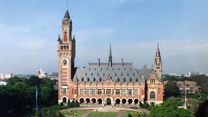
[{"xmin": 57, "ymin": 10, "xmax": 164, "ymax": 106}]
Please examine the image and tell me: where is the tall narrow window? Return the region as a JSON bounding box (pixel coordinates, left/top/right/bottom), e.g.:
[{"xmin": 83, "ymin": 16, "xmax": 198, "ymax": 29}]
[{"xmin": 64, "ymin": 32, "xmax": 67, "ymax": 42}]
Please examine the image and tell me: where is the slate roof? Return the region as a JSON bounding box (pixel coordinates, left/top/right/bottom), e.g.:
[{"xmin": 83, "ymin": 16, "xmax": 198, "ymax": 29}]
[{"xmin": 73, "ymin": 63, "xmax": 152, "ymax": 83}]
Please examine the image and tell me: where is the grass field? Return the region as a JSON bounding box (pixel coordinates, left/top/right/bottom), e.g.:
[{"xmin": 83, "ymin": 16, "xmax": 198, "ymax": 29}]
[
  {"xmin": 88, "ymin": 112, "xmax": 117, "ymax": 117},
  {"xmin": 124, "ymin": 111, "xmax": 144, "ymax": 117},
  {"xmin": 62, "ymin": 110, "xmax": 87, "ymax": 116}
]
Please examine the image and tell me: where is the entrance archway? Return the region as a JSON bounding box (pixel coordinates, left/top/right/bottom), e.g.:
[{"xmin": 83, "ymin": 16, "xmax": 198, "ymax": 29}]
[
  {"xmin": 86, "ymin": 98, "xmax": 90, "ymax": 103},
  {"xmin": 115, "ymin": 99, "xmax": 120, "ymax": 104},
  {"xmin": 62, "ymin": 97, "xmax": 67, "ymax": 103},
  {"xmin": 97, "ymin": 98, "xmax": 102, "ymax": 104},
  {"xmin": 128, "ymin": 99, "xmax": 133, "ymax": 104},
  {"xmin": 122, "ymin": 99, "xmax": 126, "ymax": 104},
  {"xmin": 91, "ymin": 98, "xmax": 96, "ymax": 103},
  {"xmin": 79, "ymin": 98, "xmax": 84, "ymax": 104},
  {"xmin": 134, "ymin": 99, "xmax": 139, "ymax": 104},
  {"xmin": 106, "ymin": 98, "xmax": 111, "ymax": 105}
]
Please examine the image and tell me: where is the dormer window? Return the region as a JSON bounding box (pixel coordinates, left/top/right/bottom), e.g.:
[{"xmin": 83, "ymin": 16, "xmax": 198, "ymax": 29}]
[
  {"xmin": 117, "ymin": 78, "xmax": 120, "ymax": 82},
  {"xmin": 91, "ymin": 73, "xmax": 93, "ymax": 76},
  {"xmin": 87, "ymin": 78, "xmax": 90, "ymax": 81},
  {"xmin": 85, "ymin": 73, "xmax": 87, "ymax": 76},
  {"xmin": 93, "ymin": 78, "xmax": 96, "ymax": 81},
  {"xmin": 81, "ymin": 77, "xmax": 84, "ymax": 81},
  {"xmin": 124, "ymin": 78, "xmax": 126, "ymax": 82},
  {"xmin": 130, "ymin": 78, "xmax": 132, "ymax": 82},
  {"xmin": 99, "ymin": 77, "xmax": 102, "ymax": 81},
  {"xmin": 136, "ymin": 78, "xmax": 138, "ymax": 82}
]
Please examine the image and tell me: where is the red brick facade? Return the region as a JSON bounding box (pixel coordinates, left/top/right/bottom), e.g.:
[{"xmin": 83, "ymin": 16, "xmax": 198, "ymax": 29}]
[{"xmin": 57, "ymin": 10, "xmax": 164, "ymax": 106}]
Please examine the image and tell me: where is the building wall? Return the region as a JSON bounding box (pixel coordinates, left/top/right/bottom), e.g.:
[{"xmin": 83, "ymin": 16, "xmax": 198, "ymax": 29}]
[{"xmin": 57, "ymin": 10, "xmax": 164, "ymax": 105}]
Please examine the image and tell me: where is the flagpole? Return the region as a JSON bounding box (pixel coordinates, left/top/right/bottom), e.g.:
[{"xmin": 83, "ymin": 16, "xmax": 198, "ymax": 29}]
[{"xmin": 36, "ymin": 85, "xmax": 38, "ymax": 112}]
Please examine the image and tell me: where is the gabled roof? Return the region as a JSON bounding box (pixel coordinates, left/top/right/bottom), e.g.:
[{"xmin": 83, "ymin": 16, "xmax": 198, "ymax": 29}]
[{"xmin": 73, "ymin": 63, "xmax": 152, "ymax": 83}]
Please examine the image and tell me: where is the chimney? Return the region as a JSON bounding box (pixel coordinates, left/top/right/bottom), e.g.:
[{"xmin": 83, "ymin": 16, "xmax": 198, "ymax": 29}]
[
  {"xmin": 121, "ymin": 58, "xmax": 124, "ymax": 67},
  {"xmin": 98, "ymin": 58, "xmax": 100, "ymax": 66}
]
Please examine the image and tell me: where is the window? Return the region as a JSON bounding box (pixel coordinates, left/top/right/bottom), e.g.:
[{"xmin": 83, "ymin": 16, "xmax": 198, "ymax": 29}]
[
  {"xmin": 85, "ymin": 73, "xmax": 87, "ymax": 76},
  {"xmin": 87, "ymin": 78, "xmax": 90, "ymax": 81},
  {"xmin": 116, "ymin": 89, "xmax": 120, "ymax": 95},
  {"xmin": 81, "ymin": 77, "xmax": 84, "ymax": 81},
  {"xmin": 93, "ymin": 78, "xmax": 96, "ymax": 81},
  {"xmin": 80, "ymin": 89, "xmax": 84, "ymax": 94},
  {"xmin": 134, "ymin": 89, "xmax": 138, "ymax": 95},
  {"xmin": 103, "ymin": 89, "xmax": 105, "ymax": 94},
  {"xmin": 121, "ymin": 73, "xmax": 123, "ymax": 76},
  {"xmin": 99, "ymin": 77, "xmax": 102, "ymax": 81},
  {"xmin": 115, "ymin": 73, "xmax": 117, "ymax": 76},
  {"xmin": 62, "ymin": 59, "xmax": 67, "ymax": 65},
  {"xmin": 124, "ymin": 78, "xmax": 126, "ymax": 82},
  {"xmin": 133, "ymin": 73, "xmax": 135, "ymax": 76},
  {"xmin": 97, "ymin": 89, "xmax": 102, "ymax": 94},
  {"xmin": 97, "ymin": 73, "xmax": 99, "ymax": 76},
  {"xmin": 130, "ymin": 78, "xmax": 132, "ymax": 82},
  {"xmin": 103, "ymin": 73, "xmax": 105, "ymax": 76},
  {"xmin": 91, "ymin": 89, "xmax": 95, "ymax": 94},
  {"xmin": 117, "ymin": 78, "xmax": 120, "ymax": 82},
  {"xmin": 128, "ymin": 89, "xmax": 132, "ymax": 95},
  {"xmin": 150, "ymin": 91, "xmax": 155, "ymax": 99},
  {"xmin": 122, "ymin": 89, "xmax": 126, "ymax": 95},
  {"xmin": 85, "ymin": 89, "xmax": 89, "ymax": 94},
  {"xmin": 136, "ymin": 78, "xmax": 138, "ymax": 82},
  {"xmin": 89, "ymin": 68, "xmax": 91, "ymax": 71},
  {"xmin": 62, "ymin": 88, "xmax": 67, "ymax": 94},
  {"xmin": 127, "ymin": 73, "xmax": 129, "ymax": 76},
  {"xmin": 106, "ymin": 89, "xmax": 111, "ymax": 95},
  {"xmin": 91, "ymin": 73, "xmax": 93, "ymax": 76}
]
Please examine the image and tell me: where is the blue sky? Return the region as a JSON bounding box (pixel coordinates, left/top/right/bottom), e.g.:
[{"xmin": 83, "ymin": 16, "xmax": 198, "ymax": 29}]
[{"xmin": 0, "ymin": 0, "xmax": 208, "ymax": 74}]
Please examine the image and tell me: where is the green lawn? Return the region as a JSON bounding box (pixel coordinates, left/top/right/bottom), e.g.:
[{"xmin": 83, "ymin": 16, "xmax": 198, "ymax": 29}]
[
  {"xmin": 89, "ymin": 112, "xmax": 117, "ymax": 117},
  {"xmin": 124, "ymin": 111, "xmax": 144, "ymax": 117},
  {"xmin": 62, "ymin": 110, "xmax": 87, "ymax": 116}
]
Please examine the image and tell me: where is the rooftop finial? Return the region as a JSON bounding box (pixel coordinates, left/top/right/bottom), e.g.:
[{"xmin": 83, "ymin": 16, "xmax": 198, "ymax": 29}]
[
  {"xmin": 109, "ymin": 43, "xmax": 112, "ymax": 66},
  {"xmin": 66, "ymin": 0, "xmax": 69, "ymax": 10}
]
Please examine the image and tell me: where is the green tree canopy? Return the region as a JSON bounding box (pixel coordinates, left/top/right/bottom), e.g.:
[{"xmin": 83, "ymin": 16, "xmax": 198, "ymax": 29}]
[
  {"xmin": 165, "ymin": 81, "xmax": 180, "ymax": 98},
  {"xmin": 148, "ymin": 98, "xmax": 192, "ymax": 117}
]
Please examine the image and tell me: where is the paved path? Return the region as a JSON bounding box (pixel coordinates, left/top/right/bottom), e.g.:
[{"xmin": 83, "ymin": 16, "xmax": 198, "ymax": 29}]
[
  {"xmin": 117, "ymin": 111, "xmax": 125, "ymax": 117},
  {"xmin": 80, "ymin": 110, "xmax": 91, "ymax": 117},
  {"xmin": 60, "ymin": 106, "xmax": 149, "ymax": 117}
]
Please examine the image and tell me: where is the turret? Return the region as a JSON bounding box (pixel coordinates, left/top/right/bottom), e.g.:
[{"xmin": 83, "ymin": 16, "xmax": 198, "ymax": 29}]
[{"xmin": 154, "ymin": 43, "xmax": 162, "ymax": 78}]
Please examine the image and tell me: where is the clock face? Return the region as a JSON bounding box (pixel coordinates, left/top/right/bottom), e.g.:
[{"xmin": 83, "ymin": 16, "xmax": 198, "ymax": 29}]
[{"xmin": 62, "ymin": 59, "xmax": 67, "ymax": 65}]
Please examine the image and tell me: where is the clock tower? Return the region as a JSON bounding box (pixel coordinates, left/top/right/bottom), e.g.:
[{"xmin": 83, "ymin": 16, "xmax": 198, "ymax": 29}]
[{"xmin": 57, "ymin": 9, "xmax": 76, "ymax": 104}]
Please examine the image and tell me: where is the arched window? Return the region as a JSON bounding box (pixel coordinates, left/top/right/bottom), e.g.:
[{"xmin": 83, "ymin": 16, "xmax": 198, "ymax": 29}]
[
  {"xmin": 150, "ymin": 91, "xmax": 155, "ymax": 99},
  {"xmin": 62, "ymin": 59, "xmax": 67, "ymax": 65}
]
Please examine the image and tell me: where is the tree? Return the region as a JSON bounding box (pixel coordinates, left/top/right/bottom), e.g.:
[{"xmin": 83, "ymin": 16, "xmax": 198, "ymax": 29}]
[
  {"xmin": 165, "ymin": 81, "xmax": 180, "ymax": 98},
  {"xmin": 148, "ymin": 98, "xmax": 192, "ymax": 117},
  {"xmin": 195, "ymin": 100, "xmax": 208, "ymax": 117}
]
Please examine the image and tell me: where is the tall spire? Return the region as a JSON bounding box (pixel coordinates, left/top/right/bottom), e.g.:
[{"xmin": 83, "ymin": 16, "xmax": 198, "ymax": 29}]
[
  {"xmin": 109, "ymin": 44, "xmax": 112, "ymax": 66},
  {"xmin": 154, "ymin": 43, "xmax": 162, "ymax": 78},
  {"xmin": 156, "ymin": 43, "xmax": 161, "ymax": 57}
]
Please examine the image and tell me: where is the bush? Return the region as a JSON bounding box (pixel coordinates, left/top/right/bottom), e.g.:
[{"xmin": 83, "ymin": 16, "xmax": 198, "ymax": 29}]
[{"xmin": 67, "ymin": 100, "xmax": 80, "ymax": 108}]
